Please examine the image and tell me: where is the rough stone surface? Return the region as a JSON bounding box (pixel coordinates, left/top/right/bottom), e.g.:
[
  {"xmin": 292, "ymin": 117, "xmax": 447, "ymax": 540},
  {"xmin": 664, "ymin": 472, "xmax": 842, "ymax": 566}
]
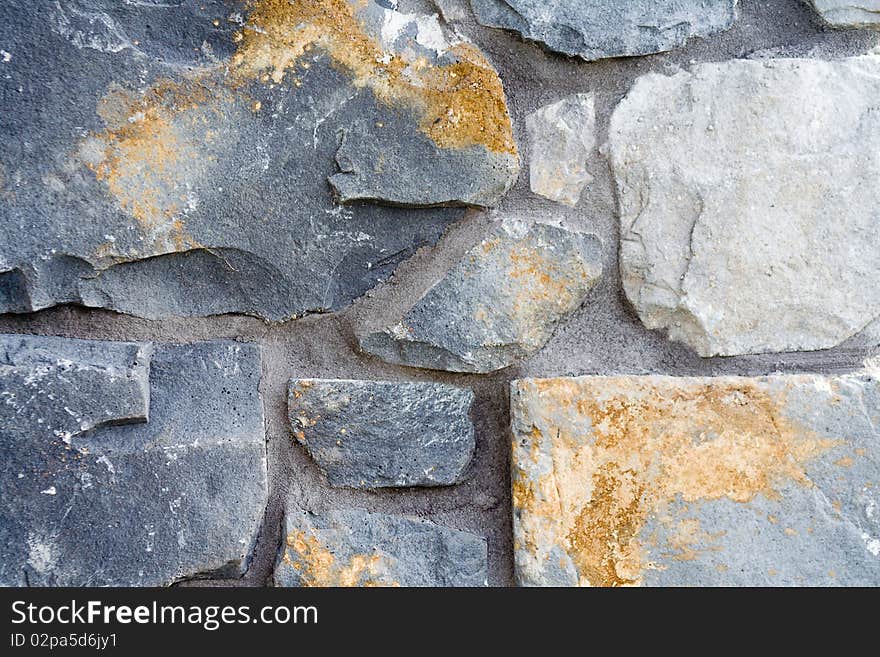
[
  {"xmin": 0, "ymin": 334, "xmax": 267, "ymax": 586},
  {"xmin": 288, "ymin": 379, "xmax": 475, "ymax": 488},
  {"xmin": 275, "ymin": 508, "xmax": 488, "ymax": 586},
  {"xmin": 526, "ymin": 94, "xmax": 595, "ymax": 207},
  {"xmin": 512, "ymin": 372, "xmax": 880, "ymax": 586},
  {"xmin": 0, "ymin": 0, "xmax": 518, "ymax": 321},
  {"xmin": 810, "ymin": 1, "xmax": 880, "ymax": 29},
  {"xmin": 358, "ymin": 220, "xmax": 603, "ymax": 373},
  {"xmin": 470, "ymin": 0, "xmax": 739, "ymax": 61},
  {"xmin": 612, "ymin": 56, "xmax": 880, "ymax": 357}
]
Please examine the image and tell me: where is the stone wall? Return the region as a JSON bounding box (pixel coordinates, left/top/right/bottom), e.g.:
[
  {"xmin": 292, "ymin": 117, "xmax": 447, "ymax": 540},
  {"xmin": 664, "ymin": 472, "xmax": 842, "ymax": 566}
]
[{"xmin": 1, "ymin": 0, "xmax": 878, "ymax": 586}]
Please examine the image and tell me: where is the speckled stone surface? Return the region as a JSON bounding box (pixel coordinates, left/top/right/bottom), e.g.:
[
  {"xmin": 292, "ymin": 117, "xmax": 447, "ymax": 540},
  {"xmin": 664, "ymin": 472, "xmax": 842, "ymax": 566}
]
[
  {"xmin": 275, "ymin": 508, "xmax": 488, "ymax": 586},
  {"xmin": 288, "ymin": 379, "xmax": 475, "ymax": 489},
  {"xmin": 511, "ymin": 371, "xmax": 880, "ymax": 586},
  {"xmin": 0, "ymin": 334, "xmax": 267, "ymax": 586},
  {"xmin": 359, "ymin": 220, "xmax": 603, "ymax": 373},
  {"xmin": 0, "ymin": 0, "xmax": 517, "ymax": 320}
]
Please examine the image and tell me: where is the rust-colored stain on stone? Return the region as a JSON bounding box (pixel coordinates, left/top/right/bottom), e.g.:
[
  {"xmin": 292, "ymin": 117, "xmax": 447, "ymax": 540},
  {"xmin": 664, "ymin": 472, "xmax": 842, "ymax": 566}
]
[
  {"xmin": 282, "ymin": 530, "xmax": 399, "ymax": 587},
  {"xmin": 235, "ymin": 0, "xmax": 516, "ymax": 154},
  {"xmin": 512, "ymin": 377, "xmax": 840, "ymax": 586},
  {"xmin": 83, "ymin": 0, "xmax": 515, "ymax": 240}
]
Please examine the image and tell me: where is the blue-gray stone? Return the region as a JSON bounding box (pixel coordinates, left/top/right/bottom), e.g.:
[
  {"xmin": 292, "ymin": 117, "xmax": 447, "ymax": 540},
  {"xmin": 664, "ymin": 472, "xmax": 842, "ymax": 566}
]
[
  {"xmin": 359, "ymin": 220, "xmax": 603, "ymax": 373},
  {"xmin": 809, "ymin": 1, "xmax": 880, "ymax": 29},
  {"xmin": 289, "ymin": 379, "xmax": 474, "ymax": 488},
  {"xmin": 275, "ymin": 508, "xmax": 488, "ymax": 587},
  {"xmin": 470, "ymin": 0, "xmax": 739, "ymax": 61},
  {"xmin": 0, "ymin": 0, "xmax": 518, "ymax": 321},
  {"xmin": 0, "ymin": 334, "xmax": 267, "ymax": 586}
]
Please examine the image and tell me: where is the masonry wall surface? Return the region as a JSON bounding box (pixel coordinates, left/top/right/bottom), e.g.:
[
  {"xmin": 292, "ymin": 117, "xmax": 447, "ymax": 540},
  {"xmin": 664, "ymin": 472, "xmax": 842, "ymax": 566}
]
[{"xmin": 1, "ymin": 0, "xmax": 878, "ymax": 586}]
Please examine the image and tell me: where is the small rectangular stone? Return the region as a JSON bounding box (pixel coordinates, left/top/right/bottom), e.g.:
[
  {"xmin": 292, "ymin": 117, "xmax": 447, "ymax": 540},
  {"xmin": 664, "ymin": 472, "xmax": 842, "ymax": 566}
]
[
  {"xmin": 511, "ymin": 371, "xmax": 880, "ymax": 586},
  {"xmin": 289, "ymin": 379, "xmax": 474, "ymax": 488}
]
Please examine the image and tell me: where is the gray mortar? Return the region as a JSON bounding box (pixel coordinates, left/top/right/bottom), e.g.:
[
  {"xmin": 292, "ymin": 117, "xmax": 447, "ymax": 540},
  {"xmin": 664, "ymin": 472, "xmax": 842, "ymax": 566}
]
[{"xmin": 1, "ymin": 0, "xmax": 878, "ymax": 586}]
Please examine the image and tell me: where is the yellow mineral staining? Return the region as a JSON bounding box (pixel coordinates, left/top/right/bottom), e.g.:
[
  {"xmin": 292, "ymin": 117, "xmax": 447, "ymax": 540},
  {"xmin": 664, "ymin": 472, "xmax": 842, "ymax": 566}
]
[
  {"xmin": 86, "ymin": 0, "xmax": 514, "ymax": 245},
  {"xmin": 232, "ymin": 0, "xmax": 516, "ymax": 154},
  {"xmin": 505, "ymin": 242, "xmax": 595, "ymax": 345},
  {"xmin": 284, "ymin": 530, "xmax": 399, "ymax": 587},
  {"xmin": 512, "ymin": 377, "xmax": 840, "ymax": 587}
]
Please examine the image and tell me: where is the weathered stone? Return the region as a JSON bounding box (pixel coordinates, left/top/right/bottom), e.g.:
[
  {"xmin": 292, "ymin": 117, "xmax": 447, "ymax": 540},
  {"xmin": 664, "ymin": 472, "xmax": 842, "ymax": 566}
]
[
  {"xmin": 289, "ymin": 379, "xmax": 474, "ymax": 488},
  {"xmin": 810, "ymin": 1, "xmax": 880, "ymax": 29},
  {"xmin": 470, "ymin": 0, "xmax": 739, "ymax": 61},
  {"xmin": 526, "ymin": 94, "xmax": 595, "ymax": 207},
  {"xmin": 511, "ymin": 372, "xmax": 880, "ymax": 586},
  {"xmin": 0, "ymin": 334, "xmax": 267, "ymax": 586},
  {"xmin": 359, "ymin": 220, "xmax": 602, "ymax": 373},
  {"xmin": 0, "ymin": 0, "xmax": 518, "ymax": 321},
  {"xmin": 611, "ymin": 57, "xmax": 880, "ymax": 357},
  {"xmin": 275, "ymin": 508, "xmax": 488, "ymax": 586}
]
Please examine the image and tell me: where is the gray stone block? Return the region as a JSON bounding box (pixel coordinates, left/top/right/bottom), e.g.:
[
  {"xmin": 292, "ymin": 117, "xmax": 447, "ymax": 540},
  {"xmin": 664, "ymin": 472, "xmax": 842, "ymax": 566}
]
[
  {"xmin": 0, "ymin": 0, "xmax": 518, "ymax": 321},
  {"xmin": 0, "ymin": 334, "xmax": 267, "ymax": 586},
  {"xmin": 275, "ymin": 508, "xmax": 488, "ymax": 586},
  {"xmin": 289, "ymin": 379, "xmax": 475, "ymax": 489},
  {"xmin": 470, "ymin": 0, "xmax": 738, "ymax": 61},
  {"xmin": 359, "ymin": 220, "xmax": 603, "ymax": 373}
]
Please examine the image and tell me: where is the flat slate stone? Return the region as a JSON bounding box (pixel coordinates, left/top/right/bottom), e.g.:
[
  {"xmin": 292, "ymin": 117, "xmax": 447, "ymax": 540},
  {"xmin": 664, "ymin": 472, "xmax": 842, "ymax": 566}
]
[
  {"xmin": 809, "ymin": 1, "xmax": 880, "ymax": 29},
  {"xmin": 0, "ymin": 334, "xmax": 267, "ymax": 586},
  {"xmin": 275, "ymin": 508, "xmax": 488, "ymax": 586},
  {"xmin": 358, "ymin": 220, "xmax": 603, "ymax": 373},
  {"xmin": 0, "ymin": 0, "xmax": 518, "ymax": 321},
  {"xmin": 511, "ymin": 372, "xmax": 880, "ymax": 586},
  {"xmin": 289, "ymin": 379, "xmax": 475, "ymax": 488},
  {"xmin": 611, "ymin": 56, "xmax": 880, "ymax": 357},
  {"xmin": 526, "ymin": 94, "xmax": 595, "ymax": 207},
  {"xmin": 470, "ymin": 0, "xmax": 739, "ymax": 61}
]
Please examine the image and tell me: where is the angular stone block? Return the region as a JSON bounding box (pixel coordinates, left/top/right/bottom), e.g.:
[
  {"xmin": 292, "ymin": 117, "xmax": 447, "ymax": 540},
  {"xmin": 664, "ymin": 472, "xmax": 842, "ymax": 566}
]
[
  {"xmin": 526, "ymin": 94, "xmax": 595, "ymax": 207},
  {"xmin": 289, "ymin": 379, "xmax": 475, "ymax": 488},
  {"xmin": 359, "ymin": 220, "xmax": 602, "ymax": 372},
  {"xmin": 0, "ymin": 0, "xmax": 518, "ymax": 320},
  {"xmin": 809, "ymin": 1, "xmax": 880, "ymax": 29},
  {"xmin": 0, "ymin": 335, "xmax": 267, "ymax": 586},
  {"xmin": 275, "ymin": 508, "xmax": 488, "ymax": 587},
  {"xmin": 512, "ymin": 372, "xmax": 880, "ymax": 586},
  {"xmin": 611, "ymin": 57, "xmax": 880, "ymax": 356},
  {"xmin": 470, "ymin": 0, "xmax": 739, "ymax": 61}
]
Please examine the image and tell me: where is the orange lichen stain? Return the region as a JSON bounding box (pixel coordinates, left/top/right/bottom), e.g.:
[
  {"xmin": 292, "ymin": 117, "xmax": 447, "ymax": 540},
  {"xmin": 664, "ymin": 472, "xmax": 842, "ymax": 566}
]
[
  {"xmin": 512, "ymin": 377, "xmax": 840, "ymax": 587},
  {"xmin": 233, "ymin": 0, "xmax": 516, "ymax": 154},
  {"xmin": 784, "ymin": 528, "xmax": 798, "ymax": 537},
  {"xmin": 662, "ymin": 518, "xmax": 725, "ymax": 562},
  {"xmin": 835, "ymin": 456, "xmax": 854, "ymax": 468},
  {"xmin": 284, "ymin": 530, "xmax": 399, "ymax": 587},
  {"xmin": 505, "ymin": 241, "xmax": 597, "ymax": 346},
  {"xmin": 85, "ymin": 0, "xmax": 515, "ymax": 244}
]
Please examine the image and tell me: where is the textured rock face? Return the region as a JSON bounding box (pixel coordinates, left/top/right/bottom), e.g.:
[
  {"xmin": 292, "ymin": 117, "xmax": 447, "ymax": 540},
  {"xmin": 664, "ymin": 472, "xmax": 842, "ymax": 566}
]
[
  {"xmin": 0, "ymin": 0, "xmax": 518, "ymax": 321},
  {"xmin": 470, "ymin": 0, "xmax": 739, "ymax": 61},
  {"xmin": 526, "ymin": 94, "xmax": 595, "ymax": 207},
  {"xmin": 511, "ymin": 373, "xmax": 880, "ymax": 586},
  {"xmin": 0, "ymin": 335, "xmax": 267, "ymax": 586},
  {"xmin": 359, "ymin": 220, "xmax": 603, "ymax": 373},
  {"xmin": 810, "ymin": 1, "xmax": 880, "ymax": 29},
  {"xmin": 288, "ymin": 379, "xmax": 475, "ymax": 488},
  {"xmin": 612, "ymin": 57, "xmax": 880, "ymax": 357},
  {"xmin": 275, "ymin": 509, "xmax": 488, "ymax": 586}
]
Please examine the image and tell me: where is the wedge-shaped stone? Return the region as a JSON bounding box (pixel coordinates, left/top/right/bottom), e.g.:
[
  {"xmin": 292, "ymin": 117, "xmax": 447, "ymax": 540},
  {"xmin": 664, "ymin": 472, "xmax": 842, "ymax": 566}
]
[
  {"xmin": 289, "ymin": 379, "xmax": 474, "ymax": 488},
  {"xmin": 612, "ymin": 57, "xmax": 880, "ymax": 356},
  {"xmin": 275, "ymin": 509, "xmax": 487, "ymax": 587},
  {"xmin": 526, "ymin": 94, "xmax": 595, "ymax": 207},
  {"xmin": 809, "ymin": 1, "xmax": 880, "ymax": 29},
  {"xmin": 359, "ymin": 220, "xmax": 602, "ymax": 373},
  {"xmin": 470, "ymin": 0, "xmax": 739, "ymax": 61},
  {"xmin": 511, "ymin": 372, "xmax": 880, "ymax": 586},
  {"xmin": 0, "ymin": 0, "xmax": 518, "ymax": 320},
  {"xmin": 0, "ymin": 335, "xmax": 267, "ymax": 586}
]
